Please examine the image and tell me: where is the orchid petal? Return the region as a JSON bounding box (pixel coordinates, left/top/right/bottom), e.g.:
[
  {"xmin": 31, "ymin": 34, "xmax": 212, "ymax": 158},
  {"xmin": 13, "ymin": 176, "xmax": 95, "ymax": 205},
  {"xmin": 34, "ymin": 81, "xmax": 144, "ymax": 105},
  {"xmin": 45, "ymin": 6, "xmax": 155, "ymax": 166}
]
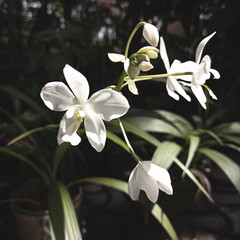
[
  {"xmin": 209, "ymin": 68, "xmax": 220, "ymax": 79},
  {"xmin": 166, "ymin": 78, "xmax": 180, "ymax": 101},
  {"xmin": 136, "ymin": 163, "xmax": 159, "ymax": 203},
  {"xmin": 57, "ymin": 107, "xmax": 81, "ymax": 146},
  {"xmin": 86, "ymin": 89, "xmax": 130, "ymax": 121},
  {"xmin": 160, "ymin": 37, "xmax": 170, "ymax": 71},
  {"xmin": 108, "ymin": 53, "xmax": 125, "ymax": 63},
  {"xmin": 63, "ymin": 64, "xmax": 89, "ymax": 105},
  {"xmin": 195, "ymin": 55, "xmax": 211, "ymax": 85},
  {"xmin": 167, "ymin": 77, "xmax": 191, "ymax": 102},
  {"xmin": 40, "ymin": 82, "xmax": 77, "ymax": 111},
  {"xmin": 191, "ymin": 79, "xmax": 207, "ymax": 109},
  {"xmin": 84, "ymin": 109, "xmax": 106, "ymax": 152},
  {"xmin": 128, "ymin": 165, "xmax": 140, "ymax": 201},
  {"xmin": 138, "ymin": 61, "xmax": 153, "ymax": 72},
  {"xmin": 142, "ymin": 162, "xmax": 173, "ymax": 195},
  {"xmin": 128, "ymin": 80, "xmax": 139, "ymax": 95},
  {"xmin": 170, "ymin": 60, "xmax": 196, "ymax": 82},
  {"xmin": 195, "ymin": 32, "xmax": 216, "ymax": 64}
]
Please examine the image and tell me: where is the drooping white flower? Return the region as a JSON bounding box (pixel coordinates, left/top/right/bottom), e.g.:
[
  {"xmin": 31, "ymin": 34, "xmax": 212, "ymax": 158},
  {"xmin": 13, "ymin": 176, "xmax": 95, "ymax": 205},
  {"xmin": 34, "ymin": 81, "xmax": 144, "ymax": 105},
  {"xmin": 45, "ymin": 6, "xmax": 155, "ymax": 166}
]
[
  {"xmin": 160, "ymin": 37, "xmax": 191, "ymax": 102},
  {"xmin": 40, "ymin": 64, "xmax": 130, "ymax": 152},
  {"xmin": 143, "ymin": 23, "xmax": 159, "ymax": 47},
  {"xmin": 176, "ymin": 32, "xmax": 220, "ymax": 109},
  {"xmin": 128, "ymin": 161, "xmax": 173, "ymax": 203}
]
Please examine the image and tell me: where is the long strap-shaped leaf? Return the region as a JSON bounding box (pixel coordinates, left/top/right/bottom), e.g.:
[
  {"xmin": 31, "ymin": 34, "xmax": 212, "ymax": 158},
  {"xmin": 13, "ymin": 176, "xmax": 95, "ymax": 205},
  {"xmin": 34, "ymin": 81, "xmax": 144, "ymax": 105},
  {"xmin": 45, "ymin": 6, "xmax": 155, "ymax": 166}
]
[
  {"xmin": 48, "ymin": 181, "xmax": 82, "ymax": 240},
  {"xmin": 68, "ymin": 177, "xmax": 179, "ymax": 240},
  {"xmin": 199, "ymin": 148, "xmax": 240, "ymax": 194},
  {"xmin": 182, "ymin": 135, "xmax": 200, "ymax": 178}
]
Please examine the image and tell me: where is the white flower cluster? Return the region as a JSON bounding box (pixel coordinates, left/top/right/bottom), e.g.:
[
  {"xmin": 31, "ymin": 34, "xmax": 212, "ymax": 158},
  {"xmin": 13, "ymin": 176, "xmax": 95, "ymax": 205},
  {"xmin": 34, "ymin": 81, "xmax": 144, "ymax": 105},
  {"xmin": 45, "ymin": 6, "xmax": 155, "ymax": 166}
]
[{"xmin": 40, "ymin": 22, "xmax": 220, "ymax": 203}]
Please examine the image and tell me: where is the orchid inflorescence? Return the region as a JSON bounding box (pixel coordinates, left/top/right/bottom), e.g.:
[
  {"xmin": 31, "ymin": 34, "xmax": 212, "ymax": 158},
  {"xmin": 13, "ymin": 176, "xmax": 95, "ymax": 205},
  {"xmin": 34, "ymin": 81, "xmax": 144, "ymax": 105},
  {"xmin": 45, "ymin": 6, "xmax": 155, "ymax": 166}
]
[{"xmin": 40, "ymin": 21, "xmax": 220, "ymax": 203}]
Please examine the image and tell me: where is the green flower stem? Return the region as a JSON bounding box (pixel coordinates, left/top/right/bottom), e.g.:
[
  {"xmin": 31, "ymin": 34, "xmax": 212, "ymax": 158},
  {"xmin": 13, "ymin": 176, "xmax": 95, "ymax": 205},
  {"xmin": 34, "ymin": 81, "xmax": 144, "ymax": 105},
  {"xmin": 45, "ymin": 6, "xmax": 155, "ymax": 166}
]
[
  {"xmin": 115, "ymin": 22, "xmax": 146, "ymax": 92},
  {"xmin": 118, "ymin": 119, "xmax": 142, "ymax": 163},
  {"xmin": 121, "ymin": 71, "xmax": 193, "ymax": 90},
  {"xmin": 124, "ymin": 21, "xmax": 145, "ymax": 59},
  {"xmin": 116, "ymin": 70, "xmax": 126, "ymax": 92}
]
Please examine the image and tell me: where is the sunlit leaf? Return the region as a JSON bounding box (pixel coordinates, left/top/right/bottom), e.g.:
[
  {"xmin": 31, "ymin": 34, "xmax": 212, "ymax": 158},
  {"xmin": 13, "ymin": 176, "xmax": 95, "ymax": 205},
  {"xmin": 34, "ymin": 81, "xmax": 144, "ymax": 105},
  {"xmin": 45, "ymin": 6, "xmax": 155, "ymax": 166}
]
[
  {"xmin": 152, "ymin": 141, "xmax": 182, "ymax": 169},
  {"xmin": 49, "ymin": 181, "xmax": 82, "ymax": 240},
  {"xmin": 199, "ymin": 148, "xmax": 240, "ymax": 193},
  {"xmin": 125, "ymin": 116, "xmax": 182, "ymax": 137},
  {"xmin": 182, "ymin": 135, "xmax": 200, "ymax": 177}
]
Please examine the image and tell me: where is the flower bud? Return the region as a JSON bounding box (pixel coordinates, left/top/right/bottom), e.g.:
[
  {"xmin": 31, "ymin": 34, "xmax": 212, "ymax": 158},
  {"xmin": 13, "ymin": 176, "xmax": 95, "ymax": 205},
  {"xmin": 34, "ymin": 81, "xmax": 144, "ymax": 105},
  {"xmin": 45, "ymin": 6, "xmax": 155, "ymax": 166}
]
[
  {"xmin": 143, "ymin": 23, "xmax": 159, "ymax": 47},
  {"xmin": 138, "ymin": 61, "xmax": 153, "ymax": 72}
]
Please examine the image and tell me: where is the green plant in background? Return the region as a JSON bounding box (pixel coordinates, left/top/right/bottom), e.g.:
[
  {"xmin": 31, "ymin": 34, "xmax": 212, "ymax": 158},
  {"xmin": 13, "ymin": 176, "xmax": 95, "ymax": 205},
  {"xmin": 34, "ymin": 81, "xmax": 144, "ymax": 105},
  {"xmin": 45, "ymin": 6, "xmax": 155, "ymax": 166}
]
[{"xmin": 1, "ymin": 18, "xmax": 239, "ymax": 240}]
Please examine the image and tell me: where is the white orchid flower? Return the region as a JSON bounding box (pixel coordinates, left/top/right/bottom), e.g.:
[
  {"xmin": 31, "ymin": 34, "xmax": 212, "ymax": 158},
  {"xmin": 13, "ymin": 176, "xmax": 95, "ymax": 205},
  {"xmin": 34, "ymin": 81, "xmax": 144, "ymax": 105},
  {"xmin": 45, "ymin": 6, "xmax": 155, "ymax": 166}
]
[
  {"xmin": 160, "ymin": 37, "xmax": 191, "ymax": 102},
  {"xmin": 143, "ymin": 23, "xmax": 159, "ymax": 47},
  {"xmin": 40, "ymin": 64, "xmax": 130, "ymax": 152},
  {"xmin": 176, "ymin": 32, "xmax": 220, "ymax": 109},
  {"xmin": 128, "ymin": 161, "xmax": 173, "ymax": 203}
]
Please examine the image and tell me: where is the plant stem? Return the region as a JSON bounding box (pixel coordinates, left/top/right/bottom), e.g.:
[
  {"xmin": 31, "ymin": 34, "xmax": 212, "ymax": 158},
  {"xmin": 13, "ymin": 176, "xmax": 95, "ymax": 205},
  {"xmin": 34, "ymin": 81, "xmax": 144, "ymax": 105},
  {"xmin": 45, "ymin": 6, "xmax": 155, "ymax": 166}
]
[
  {"xmin": 118, "ymin": 119, "xmax": 141, "ymax": 163},
  {"xmin": 121, "ymin": 72, "xmax": 193, "ymax": 90}
]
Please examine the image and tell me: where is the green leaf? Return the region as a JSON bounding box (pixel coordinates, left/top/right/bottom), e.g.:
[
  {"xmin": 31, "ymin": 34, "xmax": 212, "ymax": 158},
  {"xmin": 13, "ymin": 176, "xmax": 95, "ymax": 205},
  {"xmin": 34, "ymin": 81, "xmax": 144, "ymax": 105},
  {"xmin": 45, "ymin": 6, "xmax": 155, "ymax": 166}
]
[
  {"xmin": 0, "ymin": 147, "xmax": 50, "ymax": 184},
  {"xmin": 68, "ymin": 177, "xmax": 179, "ymax": 240},
  {"xmin": 173, "ymin": 157, "xmax": 213, "ymax": 202},
  {"xmin": 155, "ymin": 110, "xmax": 194, "ymax": 136},
  {"xmin": 222, "ymin": 135, "xmax": 240, "ymax": 145},
  {"xmin": 125, "ymin": 116, "xmax": 182, "ymax": 137},
  {"xmin": 182, "ymin": 135, "xmax": 200, "ymax": 177},
  {"xmin": 48, "ymin": 182, "xmax": 65, "ymax": 240},
  {"xmin": 198, "ymin": 148, "xmax": 240, "ymax": 193},
  {"xmin": 7, "ymin": 124, "xmax": 58, "ymax": 147},
  {"xmin": 213, "ymin": 122, "xmax": 240, "ymax": 135},
  {"xmin": 49, "ymin": 181, "xmax": 82, "ymax": 240},
  {"xmin": 0, "ymin": 85, "xmax": 52, "ymax": 122},
  {"xmin": 152, "ymin": 141, "xmax": 182, "ymax": 169},
  {"xmin": 120, "ymin": 120, "xmax": 160, "ymax": 147},
  {"xmin": 53, "ymin": 142, "xmax": 71, "ymax": 179},
  {"xmin": 106, "ymin": 130, "xmax": 130, "ymax": 153}
]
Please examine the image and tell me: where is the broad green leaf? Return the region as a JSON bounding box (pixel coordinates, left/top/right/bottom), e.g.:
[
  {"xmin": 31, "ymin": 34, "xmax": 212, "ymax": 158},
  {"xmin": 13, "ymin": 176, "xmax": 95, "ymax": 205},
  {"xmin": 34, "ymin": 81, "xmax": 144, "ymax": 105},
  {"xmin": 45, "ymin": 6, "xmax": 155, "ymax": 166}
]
[
  {"xmin": 152, "ymin": 141, "xmax": 182, "ymax": 169},
  {"xmin": 68, "ymin": 177, "xmax": 179, "ymax": 240},
  {"xmin": 107, "ymin": 130, "xmax": 130, "ymax": 153},
  {"xmin": 120, "ymin": 120, "xmax": 160, "ymax": 147},
  {"xmin": 0, "ymin": 85, "xmax": 52, "ymax": 122},
  {"xmin": 125, "ymin": 117, "xmax": 182, "ymax": 137},
  {"xmin": 49, "ymin": 181, "xmax": 82, "ymax": 240},
  {"xmin": 48, "ymin": 182, "xmax": 65, "ymax": 240},
  {"xmin": 155, "ymin": 110, "xmax": 194, "ymax": 136},
  {"xmin": 199, "ymin": 148, "xmax": 240, "ymax": 193},
  {"xmin": 173, "ymin": 157, "xmax": 213, "ymax": 202},
  {"xmin": 0, "ymin": 147, "xmax": 50, "ymax": 184},
  {"xmin": 182, "ymin": 135, "xmax": 200, "ymax": 177}
]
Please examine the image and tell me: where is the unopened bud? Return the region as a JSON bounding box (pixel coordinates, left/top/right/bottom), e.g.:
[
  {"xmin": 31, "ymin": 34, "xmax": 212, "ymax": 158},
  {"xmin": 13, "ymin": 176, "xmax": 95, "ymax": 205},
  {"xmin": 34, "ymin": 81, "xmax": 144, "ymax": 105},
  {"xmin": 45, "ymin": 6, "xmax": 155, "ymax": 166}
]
[
  {"xmin": 139, "ymin": 61, "xmax": 153, "ymax": 72},
  {"xmin": 143, "ymin": 23, "xmax": 159, "ymax": 47}
]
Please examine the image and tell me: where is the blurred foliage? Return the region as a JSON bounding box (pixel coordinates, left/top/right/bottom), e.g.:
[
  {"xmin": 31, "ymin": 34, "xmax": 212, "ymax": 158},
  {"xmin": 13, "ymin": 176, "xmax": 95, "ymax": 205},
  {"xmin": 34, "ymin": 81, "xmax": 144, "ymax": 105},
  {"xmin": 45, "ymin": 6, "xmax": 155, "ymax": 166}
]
[{"xmin": 0, "ymin": 0, "xmax": 240, "ymax": 121}]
